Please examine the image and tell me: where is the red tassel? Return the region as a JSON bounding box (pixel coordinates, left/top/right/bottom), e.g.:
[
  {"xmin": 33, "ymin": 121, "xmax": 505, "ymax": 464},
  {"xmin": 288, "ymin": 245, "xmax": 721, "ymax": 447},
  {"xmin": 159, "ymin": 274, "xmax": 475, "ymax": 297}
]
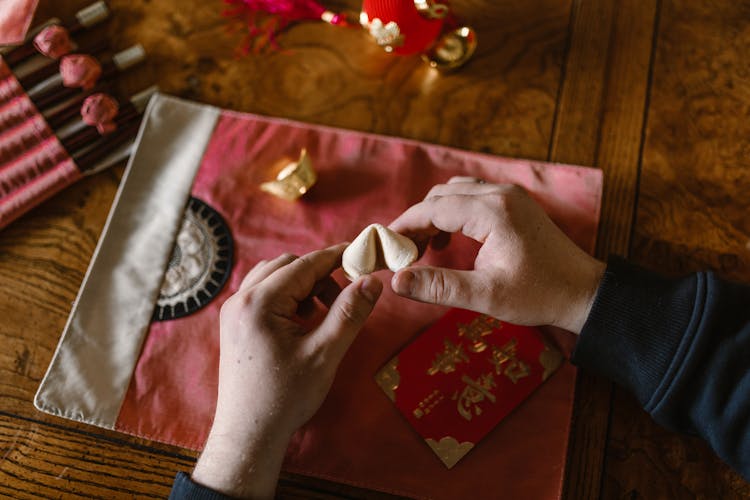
[
  {"xmin": 236, "ymin": 0, "xmax": 326, "ymax": 20},
  {"xmin": 224, "ymin": 0, "xmax": 348, "ymax": 53}
]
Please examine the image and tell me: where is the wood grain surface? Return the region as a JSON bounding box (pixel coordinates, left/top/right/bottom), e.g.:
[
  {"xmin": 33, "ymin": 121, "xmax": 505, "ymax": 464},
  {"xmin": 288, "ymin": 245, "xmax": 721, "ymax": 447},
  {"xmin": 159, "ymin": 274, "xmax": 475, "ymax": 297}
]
[
  {"xmin": 605, "ymin": 1, "xmax": 750, "ymax": 498},
  {"xmin": 0, "ymin": 0, "xmax": 748, "ymax": 498},
  {"xmin": 549, "ymin": 1, "xmax": 657, "ymax": 498}
]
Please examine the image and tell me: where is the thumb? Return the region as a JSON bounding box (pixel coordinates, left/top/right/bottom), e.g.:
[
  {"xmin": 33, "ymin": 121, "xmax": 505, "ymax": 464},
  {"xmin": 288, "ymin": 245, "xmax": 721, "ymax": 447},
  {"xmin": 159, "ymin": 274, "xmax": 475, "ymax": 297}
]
[
  {"xmin": 313, "ymin": 276, "xmax": 382, "ymax": 361},
  {"xmin": 391, "ymin": 266, "xmax": 478, "ymax": 309}
]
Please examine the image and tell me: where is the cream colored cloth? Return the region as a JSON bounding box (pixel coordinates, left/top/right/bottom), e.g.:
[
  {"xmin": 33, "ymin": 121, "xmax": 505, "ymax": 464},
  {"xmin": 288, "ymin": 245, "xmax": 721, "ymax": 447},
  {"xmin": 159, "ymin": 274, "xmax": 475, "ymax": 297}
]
[
  {"xmin": 342, "ymin": 223, "xmax": 418, "ymax": 280},
  {"xmin": 34, "ymin": 94, "xmax": 220, "ymax": 427}
]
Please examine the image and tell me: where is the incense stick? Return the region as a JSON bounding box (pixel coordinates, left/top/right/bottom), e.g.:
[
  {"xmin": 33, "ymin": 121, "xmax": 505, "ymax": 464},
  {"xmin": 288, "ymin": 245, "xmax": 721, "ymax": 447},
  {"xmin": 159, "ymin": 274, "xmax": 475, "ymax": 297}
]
[
  {"xmin": 3, "ymin": 1, "xmax": 110, "ymax": 68},
  {"xmin": 59, "ymin": 85, "xmax": 156, "ymax": 149},
  {"xmin": 30, "ymin": 45, "xmax": 145, "ymax": 110},
  {"xmin": 61, "ymin": 108, "xmax": 135, "ymax": 153},
  {"xmin": 18, "ymin": 39, "xmax": 110, "ymax": 90},
  {"xmin": 74, "ymin": 120, "xmax": 140, "ymax": 171},
  {"xmin": 44, "ymin": 84, "xmax": 111, "ymax": 130}
]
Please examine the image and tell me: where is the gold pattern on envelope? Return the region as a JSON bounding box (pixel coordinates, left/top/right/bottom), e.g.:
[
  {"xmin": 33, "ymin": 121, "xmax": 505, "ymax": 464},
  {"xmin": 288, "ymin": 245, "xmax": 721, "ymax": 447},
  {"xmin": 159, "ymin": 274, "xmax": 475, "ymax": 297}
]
[
  {"xmin": 425, "ymin": 436, "xmax": 475, "ymax": 469},
  {"xmin": 457, "ymin": 314, "xmax": 501, "ymax": 353},
  {"xmin": 453, "ymin": 373, "xmax": 496, "ymax": 421},
  {"xmin": 539, "ymin": 344, "xmax": 564, "ymax": 381},
  {"xmin": 375, "ymin": 356, "xmax": 400, "ymax": 402},
  {"xmin": 488, "ymin": 338, "xmax": 530, "ymax": 384},
  {"xmin": 413, "ymin": 389, "xmax": 444, "ymax": 419},
  {"xmin": 428, "ymin": 338, "xmax": 469, "ymax": 375}
]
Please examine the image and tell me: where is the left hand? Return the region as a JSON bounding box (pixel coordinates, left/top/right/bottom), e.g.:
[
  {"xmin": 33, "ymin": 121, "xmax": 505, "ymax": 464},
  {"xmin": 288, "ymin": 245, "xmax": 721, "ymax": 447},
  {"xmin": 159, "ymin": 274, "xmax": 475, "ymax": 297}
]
[{"xmin": 192, "ymin": 243, "xmax": 383, "ymax": 499}]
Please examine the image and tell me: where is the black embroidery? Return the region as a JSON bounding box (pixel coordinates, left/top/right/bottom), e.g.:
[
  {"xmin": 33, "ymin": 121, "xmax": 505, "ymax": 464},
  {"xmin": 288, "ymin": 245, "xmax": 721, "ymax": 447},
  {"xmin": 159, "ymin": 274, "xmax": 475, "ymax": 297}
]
[{"xmin": 152, "ymin": 197, "xmax": 233, "ymax": 321}]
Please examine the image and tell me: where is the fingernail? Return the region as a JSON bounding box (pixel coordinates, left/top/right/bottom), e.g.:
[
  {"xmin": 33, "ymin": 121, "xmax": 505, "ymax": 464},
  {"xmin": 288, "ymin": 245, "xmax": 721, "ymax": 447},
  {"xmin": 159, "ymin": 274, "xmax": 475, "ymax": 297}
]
[
  {"xmin": 392, "ymin": 270, "xmax": 415, "ymax": 296},
  {"xmin": 359, "ymin": 276, "xmax": 383, "ymax": 302}
]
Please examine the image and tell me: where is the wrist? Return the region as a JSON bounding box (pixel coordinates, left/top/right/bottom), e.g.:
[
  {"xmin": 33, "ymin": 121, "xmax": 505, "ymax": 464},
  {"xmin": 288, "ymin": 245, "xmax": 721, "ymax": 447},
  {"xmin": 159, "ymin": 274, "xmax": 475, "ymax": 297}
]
[
  {"xmin": 558, "ymin": 257, "xmax": 606, "ymax": 334},
  {"xmin": 192, "ymin": 418, "xmax": 291, "ymax": 499}
]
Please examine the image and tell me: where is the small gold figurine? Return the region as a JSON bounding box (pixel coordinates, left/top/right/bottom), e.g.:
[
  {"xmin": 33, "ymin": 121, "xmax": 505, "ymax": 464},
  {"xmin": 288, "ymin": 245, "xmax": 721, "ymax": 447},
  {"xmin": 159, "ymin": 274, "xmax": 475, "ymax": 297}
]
[{"xmin": 260, "ymin": 149, "xmax": 317, "ymax": 201}]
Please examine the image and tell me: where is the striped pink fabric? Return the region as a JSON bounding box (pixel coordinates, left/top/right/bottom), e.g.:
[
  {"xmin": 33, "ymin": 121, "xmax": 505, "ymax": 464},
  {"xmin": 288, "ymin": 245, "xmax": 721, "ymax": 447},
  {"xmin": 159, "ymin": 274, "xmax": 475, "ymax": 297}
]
[
  {"xmin": 0, "ymin": 0, "xmax": 39, "ymax": 45},
  {"xmin": 0, "ymin": 56, "xmax": 82, "ymax": 229}
]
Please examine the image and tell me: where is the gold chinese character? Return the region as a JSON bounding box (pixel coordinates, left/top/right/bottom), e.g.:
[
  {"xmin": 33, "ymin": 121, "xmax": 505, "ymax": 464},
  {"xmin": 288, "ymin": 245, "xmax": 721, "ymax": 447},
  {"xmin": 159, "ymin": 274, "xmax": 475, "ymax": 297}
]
[
  {"xmin": 428, "ymin": 339, "xmax": 469, "ymax": 375},
  {"xmin": 413, "ymin": 389, "xmax": 444, "ymax": 419},
  {"xmin": 488, "ymin": 338, "xmax": 530, "ymax": 384},
  {"xmin": 488, "ymin": 338, "xmax": 515, "ymax": 371},
  {"xmin": 453, "ymin": 373, "xmax": 496, "ymax": 421},
  {"xmin": 457, "ymin": 315, "xmax": 502, "ymax": 353}
]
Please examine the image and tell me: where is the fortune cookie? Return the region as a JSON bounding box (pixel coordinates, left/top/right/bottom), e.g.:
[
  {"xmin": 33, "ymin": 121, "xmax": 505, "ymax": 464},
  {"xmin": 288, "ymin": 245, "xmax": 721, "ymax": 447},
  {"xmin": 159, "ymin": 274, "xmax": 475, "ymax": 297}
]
[{"xmin": 342, "ymin": 224, "xmax": 418, "ymax": 281}]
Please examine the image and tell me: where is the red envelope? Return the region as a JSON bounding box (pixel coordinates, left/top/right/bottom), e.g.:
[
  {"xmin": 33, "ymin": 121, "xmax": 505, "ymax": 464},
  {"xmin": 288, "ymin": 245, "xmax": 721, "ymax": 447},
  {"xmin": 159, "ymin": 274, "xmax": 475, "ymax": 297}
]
[{"xmin": 376, "ymin": 309, "xmax": 563, "ymax": 468}]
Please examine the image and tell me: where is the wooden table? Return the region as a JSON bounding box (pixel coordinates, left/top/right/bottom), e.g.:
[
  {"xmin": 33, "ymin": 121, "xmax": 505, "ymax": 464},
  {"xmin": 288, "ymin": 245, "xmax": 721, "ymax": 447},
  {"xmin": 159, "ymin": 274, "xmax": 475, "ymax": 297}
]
[{"xmin": 1, "ymin": 0, "xmax": 749, "ymax": 498}]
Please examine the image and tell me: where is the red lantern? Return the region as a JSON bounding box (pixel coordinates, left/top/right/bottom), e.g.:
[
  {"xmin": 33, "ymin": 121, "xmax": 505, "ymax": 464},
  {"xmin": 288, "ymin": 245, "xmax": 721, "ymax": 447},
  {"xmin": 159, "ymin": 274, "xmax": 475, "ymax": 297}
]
[
  {"xmin": 224, "ymin": 0, "xmax": 476, "ymax": 69},
  {"xmin": 360, "ymin": 0, "xmax": 477, "ymax": 70},
  {"xmin": 359, "ymin": 0, "xmax": 445, "ymax": 55}
]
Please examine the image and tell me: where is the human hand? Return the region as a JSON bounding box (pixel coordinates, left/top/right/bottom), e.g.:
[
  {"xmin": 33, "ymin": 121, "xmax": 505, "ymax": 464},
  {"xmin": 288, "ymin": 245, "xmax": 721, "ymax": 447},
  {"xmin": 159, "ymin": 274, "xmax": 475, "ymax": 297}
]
[
  {"xmin": 389, "ymin": 178, "xmax": 605, "ymax": 333},
  {"xmin": 192, "ymin": 244, "xmax": 382, "ymax": 499}
]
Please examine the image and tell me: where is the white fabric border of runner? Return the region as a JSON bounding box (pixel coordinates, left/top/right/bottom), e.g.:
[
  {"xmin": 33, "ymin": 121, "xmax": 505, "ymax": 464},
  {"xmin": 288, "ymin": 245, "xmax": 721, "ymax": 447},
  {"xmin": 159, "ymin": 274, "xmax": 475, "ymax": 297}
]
[{"xmin": 34, "ymin": 94, "xmax": 220, "ymax": 428}]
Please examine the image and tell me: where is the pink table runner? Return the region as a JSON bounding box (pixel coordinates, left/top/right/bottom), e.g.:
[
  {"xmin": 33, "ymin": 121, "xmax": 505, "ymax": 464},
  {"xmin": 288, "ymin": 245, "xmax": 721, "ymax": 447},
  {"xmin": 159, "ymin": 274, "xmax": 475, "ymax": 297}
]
[
  {"xmin": 123, "ymin": 110, "xmax": 603, "ymax": 498},
  {"xmin": 36, "ymin": 95, "xmax": 602, "ymax": 499}
]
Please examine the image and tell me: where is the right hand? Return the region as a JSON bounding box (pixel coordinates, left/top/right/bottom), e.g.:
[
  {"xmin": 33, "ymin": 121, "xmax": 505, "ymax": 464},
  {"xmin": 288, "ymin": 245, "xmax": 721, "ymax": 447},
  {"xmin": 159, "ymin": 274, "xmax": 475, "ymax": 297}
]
[{"xmin": 388, "ymin": 177, "xmax": 605, "ymax": 334}]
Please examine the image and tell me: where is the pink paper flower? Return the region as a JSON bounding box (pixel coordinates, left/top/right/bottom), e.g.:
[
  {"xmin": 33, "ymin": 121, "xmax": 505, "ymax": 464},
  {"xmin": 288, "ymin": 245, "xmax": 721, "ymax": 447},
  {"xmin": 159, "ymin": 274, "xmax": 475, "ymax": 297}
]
[
  {"xmin": 33, "ymin": 25, "xmax": 73, "ymax": 59},
  {"xmin": 60, "ymin": 54, "xmax": 102, "ymax": 90},
  {"xmin": 81, "ymin": 93, "xmax": 119, "ymax": 134}
]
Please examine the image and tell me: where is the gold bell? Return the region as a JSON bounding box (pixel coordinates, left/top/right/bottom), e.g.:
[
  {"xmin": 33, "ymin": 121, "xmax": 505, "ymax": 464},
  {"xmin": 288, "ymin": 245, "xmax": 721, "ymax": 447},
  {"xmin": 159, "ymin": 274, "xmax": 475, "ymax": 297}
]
[{"xmin": 422, "ymin": 26, "xmax": 477, "ymax": 71}]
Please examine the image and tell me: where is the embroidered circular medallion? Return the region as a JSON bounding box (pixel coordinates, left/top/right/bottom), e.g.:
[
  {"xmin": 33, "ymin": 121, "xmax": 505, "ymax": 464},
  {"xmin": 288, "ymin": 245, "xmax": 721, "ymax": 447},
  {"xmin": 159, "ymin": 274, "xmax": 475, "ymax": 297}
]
[{"xmin": 153, "ymin": 197, "xmax": 233, "ymax": 321}]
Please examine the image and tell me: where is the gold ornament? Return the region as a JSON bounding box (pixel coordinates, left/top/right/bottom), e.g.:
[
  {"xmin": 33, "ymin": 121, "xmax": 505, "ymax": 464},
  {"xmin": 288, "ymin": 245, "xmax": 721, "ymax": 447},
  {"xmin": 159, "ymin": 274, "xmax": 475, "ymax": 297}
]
[{"xmin": 260, "ymin": 149, "xmax": 317, "ymax": 201}]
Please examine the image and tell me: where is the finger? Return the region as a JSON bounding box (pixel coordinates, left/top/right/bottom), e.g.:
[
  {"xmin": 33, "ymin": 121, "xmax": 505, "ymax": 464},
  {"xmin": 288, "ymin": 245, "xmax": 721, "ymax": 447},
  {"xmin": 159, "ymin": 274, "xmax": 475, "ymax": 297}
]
[
  {"xmin": 448, "ymin": 176, "xmax": 486, "ymax": 184},
  {"xmin": 389, "ymin": 194, "xmax": 492, "ymax": 243},
  {"xmin": 391, "ymin": 266, "xmax": 481, "ymax": 310},
  {"xmin": 311, "ymin": 275, "xmax": 382, "ymax": 362},
  {"xmin": 388, "ymin": 225, "xmax": 440, "ymax": 254},
  {"xmin": 388, "ymin": 206, "xmax": 442, "ymax": 245},
  {"xmin": 263, "ymin": 243, "xmax": 347, "ymax": 302},
  {"xmin": 239, "ymin": 260, "xmax": 269, "ymax": 290},
  {"xmin": 425, "ymin": 182, "xmax": 501, "ymax": 199},
  {"xmin": 239, "ymin": 253, "xmax": 297, "ymax": 290},
  {"xmin": 296, "ymin": 275, "xmax": 343, "ymax": 317}
]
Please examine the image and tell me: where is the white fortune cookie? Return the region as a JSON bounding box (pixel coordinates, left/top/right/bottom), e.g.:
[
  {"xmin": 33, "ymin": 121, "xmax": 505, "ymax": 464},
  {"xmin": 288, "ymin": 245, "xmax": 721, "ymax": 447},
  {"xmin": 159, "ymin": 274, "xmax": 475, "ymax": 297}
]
[{"xmin": 342, "ymin": 224, "xmax": 418, "ymax": 281}]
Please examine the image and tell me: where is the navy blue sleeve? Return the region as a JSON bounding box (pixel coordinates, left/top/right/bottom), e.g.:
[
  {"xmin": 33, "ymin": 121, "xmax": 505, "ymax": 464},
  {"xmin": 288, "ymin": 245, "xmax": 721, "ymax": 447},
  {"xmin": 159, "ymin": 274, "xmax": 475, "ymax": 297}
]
[
  {"xmin": 169, "ymin": 472, "xmax": 235, "ymax": 500},
  {"xmin": 572, "ymin": 256, "xmax": 750, "ymax": 480}
]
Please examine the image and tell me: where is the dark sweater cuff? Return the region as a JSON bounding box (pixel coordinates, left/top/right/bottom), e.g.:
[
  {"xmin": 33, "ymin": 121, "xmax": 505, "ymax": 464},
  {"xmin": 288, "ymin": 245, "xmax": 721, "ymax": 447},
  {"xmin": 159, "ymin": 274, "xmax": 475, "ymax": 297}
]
[
  {"xmin": 571, "ymin": 256, "xmax": 699, "ymax": 408},
  {"xmin": 169, "ymin": 472, "xmax": 235, "ymax": 500}
]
